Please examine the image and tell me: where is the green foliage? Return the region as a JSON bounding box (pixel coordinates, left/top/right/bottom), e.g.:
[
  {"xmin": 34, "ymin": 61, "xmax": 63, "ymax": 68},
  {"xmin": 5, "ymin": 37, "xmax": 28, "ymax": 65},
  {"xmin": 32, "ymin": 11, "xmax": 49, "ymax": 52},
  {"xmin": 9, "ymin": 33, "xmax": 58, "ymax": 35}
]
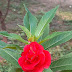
[
  {"xmin": 23, "ymin": 13, "xmax": 30, "ymax": 30},
  {"xmin": 50, "ymin": 53, "xmax": 72, "ymax": 72},
  {"xmin": 42, "ymin": 31, "xmax": 72, "ymax": 49},
  {"xmin": 18, "ymin": 25, "xmax": 32, "ymax": 38},
  {"xmin": 0, "ymin": 31, "xmax": 29, "ymax": 44},
  {"xmin": 0, "ymin": 40, "xmax": 22, "ymax": 50},
  {"xmin": 0, "ymin": 31, "xmax": 10, "ymax": 37},
  {"xmin": 44, "ymin": 31, "xmax": 66, "ymax": 40},
  {"xmin": 38, "ymin": 24, "xmax": 49, "ymax": 42},
  {"xmin": 35, "ymin": 6, "xmax": 59, "ymax": 37},
  {"xmin": 0, "ymin": 63, "xmax": 11, "ymax": 72},
  {"xmin": 38, "ymin": 31, "xmax": 64, "ymax": 44},
  {"xmin": 23, "ymin": 4, "xmax": 38, "ymax": 35},
  {"xmin": 9, "ymin": 33, "xmax": 28, "ymax": 44},
  {"xmin": 6, "ymin": 44, "xmax": 22, "ymax": 50},
  {"xmin": 61, "ymin": 70, "xmax": 72, "ymax": 72},
  {"xmin": 8, "ymin": 66, "xmax": 23, "ymax": 72},
  {"xmin": 0, "ymin": 41, "xmax": 7, "ymax": 48},
  {"xmin": 44, "ymin": 68, "xmax": 53, "ymax": 72},
  {"xmin": 0, "ymin": 49, "xmax": 20, "ymax": 68},
  {"xmin": 8, "ymin": 66, "xmax": 16, "ymax": 72}
]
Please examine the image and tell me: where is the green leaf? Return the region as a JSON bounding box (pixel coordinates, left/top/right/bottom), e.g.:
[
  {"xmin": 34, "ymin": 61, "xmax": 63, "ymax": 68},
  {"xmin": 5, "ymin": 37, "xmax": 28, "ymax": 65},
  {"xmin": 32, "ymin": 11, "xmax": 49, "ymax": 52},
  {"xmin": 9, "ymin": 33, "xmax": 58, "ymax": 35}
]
[
  {"xmin": 39, "ymin": 31, "xmax": 67, "ymax": 44},
  {"xmin": 44, "ymin": 31, "xmax": 65, "ymax": 40},
  {"xmin": 0, "ymin": 41, "xmax": 7, "ymax": 48},
  {"xmin": 8, "ymin": 66, "xmax": 23, "ymax": 72},
  {"xmin": 9, "ymin": 33, "xmax": 28, "ymax": 44},
  {"xmin": 24, "ymin": 5, "xmax": 38, "ymax": 35},
  {"xmin": 18, "ymin": 25, "xmax": 32, "ymax": 38},
  {"xmin": 61, "ymin": 70, "xmax": 72, "ymax": 72},
  {"xmin": 60, "ymin": 52, "xmax": 72, "ymax": 59},
  {"xmin": 5, "ymin": 44, "xmax": 22, "ymax": 50},
  {"xmin": 35, "ymin": 6, "xmax": 59, "ymax": 37},
  {"xmin": 37, "ymin": 24, "xmax": 49, "ymax": 42},
  {"xmin": 8, "ymin": 66, "xmax": 16, "ymax": 72},
  {"xmin": 0, "ymin": 31, "xmax": 10, "ymax": 37},
  {"xmin": 0, "ymin": 49, "xmax": 21, "ymax": 68},
  {"xmin": 50, "ymin": 53, "xmax": 72, "ymax": 72},
  {"xmin": 42, "ymin": 24, "xmax": 49, "ymax": 39},
  {"xmin": 16, "ymin": 68, "xmax": 23, "ymax": 72},
  {"xmin": 44, "ymin": 68, "xmax": 53, "ymax": 72},
  {"xmin": 24, "ymin": 13, "xmax": 30, "ymax": 30},
  {"xmin": 0, "ymin": 31, "xmax": 29, "ymax": 44},
  {"xmin": 42, "ymin": 31, "xmax": 72, "ymax": 49},
  {"xmin": 0, "ymin": 41, "xmax": 22, "ymax": 50}
]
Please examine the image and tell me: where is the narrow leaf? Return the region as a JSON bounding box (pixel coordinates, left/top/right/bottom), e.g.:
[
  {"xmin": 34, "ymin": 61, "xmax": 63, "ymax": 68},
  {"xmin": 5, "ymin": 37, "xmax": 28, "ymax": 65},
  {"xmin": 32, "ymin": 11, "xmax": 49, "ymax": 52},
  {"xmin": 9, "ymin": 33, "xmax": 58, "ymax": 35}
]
[
  {"xmin": 8, "ymin": 66, "xmax": 16, "ymax": 72},
  {"xmin": 0, "ymin": 41, "xmax": 7, "ymax": 48},
  {"xmin": 0, "ymin": 31, "xmax": 29, "ymax": 44},
  {"xmin": 39, "ymin": 31, "xmax": 66, "ymax": 44},
  {"xmin": 0, "ymin": 41, "xmax": 22, "ymax": 50},
  {"xmin": 18, "ymin": 25, "xmax": 32, "ymax": 38},
  {"xmin": 8, "ymin": 66, "xmax": 23, "ymax": 72},
  {"xmin": 0, "ymin": 31, "xmax": 10, "ymax": 37},
  {"xmin": 5, "ymin": 44, "xmax": 22, "ymax": 50},
  {"xmin": 35, "ymin": 6, "xmax": 59, "ymax": 37},
  {"xmin": 61, "ymin": 70, "xmax": 72, "ymax": 72},
  {"xmin": 37, "ymin": 24, "xmax": 49, "ymax": 42},
  {"xmin": 0, "ymin": 49, "xmax": 20, "ymax": 68},
  {"xmin": 24, "ymin": 5, "xmax": 38, "ymax": 35},
  {"xmin": 23, "ymin": 13, "xmax": 30, "ymax": 30},
  {"xmin": 44, "ymin": 31, "xmax": 65, "ymax": 40},
  {"xmin": 42, "ymin": 31, "xmax": 72, "ymax": 49},
  {"xmin": 9, "ymin": 33, "xmax": 28, "ymax": 44},
  {"xmin": 50, "ymin": 53, "xmax": 72, "ymax": 72},
  {"xmin": 44, "ymin": 68, "xmax": 53, "ymax": 72}
]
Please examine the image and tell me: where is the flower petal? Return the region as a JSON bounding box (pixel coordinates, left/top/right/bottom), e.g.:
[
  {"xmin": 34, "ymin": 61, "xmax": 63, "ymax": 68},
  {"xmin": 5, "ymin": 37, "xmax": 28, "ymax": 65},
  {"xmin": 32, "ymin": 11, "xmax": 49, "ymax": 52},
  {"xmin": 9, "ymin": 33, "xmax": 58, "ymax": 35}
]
[
  {"xmin": 32, "ymin": 65, "xmax": 44, "ymax": 72},
  {"xmin": 18, "ymin": 56, "xmax": 25, "ymax": 66},
  {"xmin": 23, "ymin": 45, "xmax": 30, "ymax": 54},
  {"xmin": 30, "ymin": 42, "xmax": 44, "ymax": 52},
  {"xmin": 43, "ymin": 50, "xmax": 51, "ymax": 69},
  {"xmin": 23, "ymin": 57, "xmax": 40, "ymax": 70},
  {"xmin": 39, "ymin": 52, "xmax": 45, "ymax": 65}
]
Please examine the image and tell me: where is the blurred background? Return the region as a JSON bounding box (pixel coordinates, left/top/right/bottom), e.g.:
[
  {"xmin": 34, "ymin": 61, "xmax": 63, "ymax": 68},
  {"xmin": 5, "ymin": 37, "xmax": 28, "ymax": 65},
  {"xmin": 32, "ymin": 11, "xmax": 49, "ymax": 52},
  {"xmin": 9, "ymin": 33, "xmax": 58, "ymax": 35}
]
[
  {"xmin": 0, "ymin": 0, "xmax": 72, "ymax": 72},
  {"xmin": 0, "ymin": 0, "xmax": 72, "ymax": 32}
]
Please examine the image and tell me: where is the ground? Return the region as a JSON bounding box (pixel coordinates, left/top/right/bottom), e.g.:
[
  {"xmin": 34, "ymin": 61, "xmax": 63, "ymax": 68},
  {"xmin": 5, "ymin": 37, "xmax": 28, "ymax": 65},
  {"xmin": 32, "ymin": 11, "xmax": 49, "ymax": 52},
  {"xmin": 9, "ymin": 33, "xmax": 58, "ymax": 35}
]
[{"xmin": 0, "ymin": 0, "xmax": 72, "ymax": 32}]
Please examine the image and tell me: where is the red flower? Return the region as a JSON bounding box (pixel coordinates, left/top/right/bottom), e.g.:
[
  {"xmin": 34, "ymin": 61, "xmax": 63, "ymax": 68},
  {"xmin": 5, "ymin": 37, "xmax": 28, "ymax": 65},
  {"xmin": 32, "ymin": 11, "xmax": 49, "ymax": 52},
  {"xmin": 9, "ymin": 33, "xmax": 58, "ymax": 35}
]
[{"xmin": 18, "ymin": 42, "xmax": 51, "ymax": 72}]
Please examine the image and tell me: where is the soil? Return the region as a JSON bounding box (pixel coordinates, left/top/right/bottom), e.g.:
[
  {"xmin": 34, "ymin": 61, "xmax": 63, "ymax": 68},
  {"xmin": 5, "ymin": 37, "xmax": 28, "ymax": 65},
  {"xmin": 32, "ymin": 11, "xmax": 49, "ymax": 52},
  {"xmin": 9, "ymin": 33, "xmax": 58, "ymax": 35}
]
[{"xmin": 0, "ymin": 0, "xmax": 72, "ymax": 32}]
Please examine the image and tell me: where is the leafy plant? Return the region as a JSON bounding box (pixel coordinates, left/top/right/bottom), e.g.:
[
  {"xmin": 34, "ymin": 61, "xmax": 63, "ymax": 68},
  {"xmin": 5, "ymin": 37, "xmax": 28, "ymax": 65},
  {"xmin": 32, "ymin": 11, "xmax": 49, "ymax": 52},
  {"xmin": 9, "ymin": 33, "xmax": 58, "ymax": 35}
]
[{"xmin": 0, "ymin": 5, "xmax": 72, "ymax": 72}]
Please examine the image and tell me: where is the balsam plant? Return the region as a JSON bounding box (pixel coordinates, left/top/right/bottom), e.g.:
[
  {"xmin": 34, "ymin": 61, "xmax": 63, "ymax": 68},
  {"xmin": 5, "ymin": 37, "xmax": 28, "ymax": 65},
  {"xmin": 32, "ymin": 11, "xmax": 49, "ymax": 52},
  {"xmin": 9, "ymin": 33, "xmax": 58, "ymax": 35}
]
[{"xmin": 0, "ymin": 5, "xmax": 72, "ymax": 72}]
